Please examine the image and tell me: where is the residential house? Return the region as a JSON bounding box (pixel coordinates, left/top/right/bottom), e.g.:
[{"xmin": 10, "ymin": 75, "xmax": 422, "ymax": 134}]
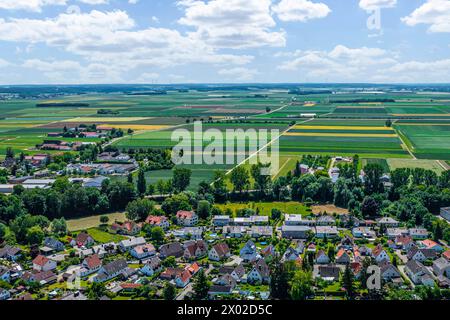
[
  {"xmin": 377, "ymin": 217, "xmax": 399, "ymax": 227},
  {"xmin": 222, "ymin": 226, "xmax": 246, "ymax": 238},
  {"xmin": 315, "ymin": 226, "xmax": 339, "ymax": 239},
  {"xmin": 433, "ymin": 258, "xmax": 450, "ymax": 277},
  {"xmin": 315, "ymin": 250, "xmax": 330, "ymax": 264},
  {"xmin": 317, "ymin": 265, "xmax": 340, "ymax": 281},
  {"xmin": 32, "ymin": 255, "xmax": 57, "ymax": 272},
  {"xmin": 282, "ymin": 247, "xmax": 300, "ymax": 263},
  {"xmin": 119, "ymin": 237, "xmax": 146, "ymax": 252},
  {"xmin": 184, "ymin": 240, "xmax": 208, "ymax": 260},
  {"xmin": 94, "ymin": 259, "xmax": 128, "ymax": 283},
  {"xmin": 130, "ymin": 243, "xmax": 156, "ymax": 260},
  {"xmin": 208, "ymin": 285, "xmax": 234, "ymax": 297},
  {"xmin": 249, "ymin": 226, "xmax": 273, "ymax": 238},
  {"xmin": 22, "ymin": 270, "xmax": 56, "ymax": 285},
  {"xmin": 405, "ymin": 260, "xmax": 434, "ymax": 286},
  {"xmin": 352, "ymin": 227, "xmax": 376, "ymax": 239},
  {"xmin": 371, "ymin": 245, "xmax": 390, "ymax": 263},
  {"xmin": 80, "ymin": 254, "xmax": 102, "ymax": 277},
  {"xmin": 247, "ymin": 259, "xmax": 270, "ymax": 284},
  {"xmin": 261, "ymin": 244, "xmax": 276, "ymax": 258},
  {"xmin": 392, "ymin": 235, "xmax": 414, "ymax": 251},
  {"xmin": 407, "ymin": 246, "xmax": 438, "ymax": 263},
  {"xmin": 43, "ymin": 237, "xmax": 65, "ymax": 252},
  {"xmin": 159, "ymin": 242, "xmax": 184, "ymax": 259},
  {"xmin": 284, "ymin": 214, "xmax": 303, "ymax": 226},
  {"xmin": 240, "ymin": 240, "xmax": 259, "ymax": 262},
  {"xmin": 173, "ymin": 227, "xmax": 203, "ymax": 240},
  {"xmin": 443, "ymin": 250, "xmax": 450, "ymax": 261},
  {"xmin": 409, "ymin": 228, "xmax": 429, "ymax": 240},
  {"xmin": 281, "ymin": 225, "xmax": 311, "ymax": 239},
  {"xmin": 176, "ymin": 210, "xmax": 198, "ymax": 227},
  {"xmin": 140, "ymin": 256, "xmax": 162, "ymax": 276},
  {"xmin": 212, "ymin": 215, "xmax": 231, "ymax": 227},
  {"xmin": 420, "ymin": 239, "xmax": 444, "ymax": 252},
  {"xmin": 74, "ymin": 232, "xmax": 94, "ymax": 248},
  {"xmin": 0, "ymin": 266, "xmax": 10, "ymax": 282},
  {"xmin": 350, "ymin": 262, "xmax": 363, "ymax": 279},
  {"xmin": 209, "ymin": 243, "xmax": 231, "ymax": 261},
  {"xmin": 0, "ymin": 245, "xmax": 22, "ymax": 261},
  {"xmin": 336, "ymin": 249, "xmax": 351, "ymax": 264},
  {"xmin": 379, "ymin": 262, "xmax": 401, "ymax": 281},
  {"xmin": 111, "ymin": 221, "xmax": 141, "ymax": 236},
  {"xmin": 145, "ymin": 215, "xmax": 170, "ymax": 230},
  {"xmin": 386, "ymin": 228, "xmax": 408, "ymax": 239},
  {"xmin": 218, "ymin": 264, "xmax": 246, "ymax": 282},
  {"xmin": 316, "ymin": 215, "xmax": 336, "ymax": 226},
  {"xmin": 83, "ymin": 176, "xmax": 108, "ymax": 189},
  {"xmin": 175, "ymin": 270, "xmax": 192, "ymax": 288}
]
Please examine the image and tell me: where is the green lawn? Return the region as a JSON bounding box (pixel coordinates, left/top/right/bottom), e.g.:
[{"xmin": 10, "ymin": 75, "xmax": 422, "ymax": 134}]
[
  {"xmin": 215, "ymin": 201, "xmax": 311, "ymax": 217},
  {"xmin": 86, "ymin": 228, "xmax": 127, "ymax": 243}
]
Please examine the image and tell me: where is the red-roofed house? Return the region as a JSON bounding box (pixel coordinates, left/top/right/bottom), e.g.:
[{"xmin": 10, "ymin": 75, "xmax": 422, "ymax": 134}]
[
  {"xmin": 336, "ymin": 249, "xmax": 351, "ymax": 264},
  {"xmin": 145, "ymin": 215, "xmax": 170, "ymax": 230},
  {"xmin": 421, "ymin": 240, "xmax": 444, "ymax": 252},
  {"xmin": 130, "ymin": 243, "xmax": 156, "ymax": 260},
  {"xmin": 443, "ymin": 250, "xmax": 450, "ymax": 261},
  {"xmin": 371, "ymin": 244, "xmax": 390, "ymax": 263},
  {"xmin": 175, "ymin": 270, "xmax": 192, "ymax": 288},
  {"xmin": 176, "ymin": 210, "xmax": 198, "ymax": 227},
  {"xmin": 33, "ymin": 255, "xmax": 57, "ymax": 272},
  {"xmin": 80, "ymin": 254, "xmax": 102, "ymax": 276},
  {"xmin": 74, "ymin": 232, "xmax": 94, "ymax": 248},
  {"xmin": 184, "ymin": 240, "xmax": 208, "ymax": 260}
]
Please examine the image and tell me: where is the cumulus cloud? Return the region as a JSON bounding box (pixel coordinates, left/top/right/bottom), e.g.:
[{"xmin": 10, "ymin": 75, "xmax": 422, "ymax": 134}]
[
  {"xmin": 359, "ymin": 0, "xmax": 397, "ymax": 11},
  {"xmin": 0, "ymin": 9, "xmax": 253, "ymax": 71},
  {"xmin": 402, "ymin": 0, "xmax": 450, "ymax": 33},
  {"xmin": 0, "ymin": 0, "xmax": 67, "ymax": 12},
  {"xmin": 177, "ymin": 0, "xmax": 286, "ymax": 49},
  {"xmin": 272, "ymin": 0, "xmax": 331, "ymax": 22}
]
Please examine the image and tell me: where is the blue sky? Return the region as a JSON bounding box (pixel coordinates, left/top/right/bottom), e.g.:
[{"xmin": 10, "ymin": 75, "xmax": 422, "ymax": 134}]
[{"xmin": 0, "ymin": 0, "xmax": 449, "ymax": 84}]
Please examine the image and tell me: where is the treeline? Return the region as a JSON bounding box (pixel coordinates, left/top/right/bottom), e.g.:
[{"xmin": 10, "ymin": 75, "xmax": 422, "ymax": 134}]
[
  {"xmin": 329, "ymin": 98, "xmax": 395, "ymax": 103},
  {"xmin": 288, "ymin": 90, "xmax": 333, "ymax": 95}
]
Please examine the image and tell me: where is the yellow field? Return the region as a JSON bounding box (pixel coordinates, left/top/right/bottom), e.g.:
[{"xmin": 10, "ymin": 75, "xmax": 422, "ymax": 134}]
[
  {"xmin": 293, "ymin": 125, "xmax": 393, "ymax": 131},
  {"xmin": 303, "ymin": 103, "xmax": 316, "ymax": 107},
  {"xmin": 101, "ymin": 124, "xmax": 170, "ymax": 131},
  {"xmin": 285, "ymin": 132, "xmax": 398, "ymax": 138},
  {"xmin": 62, "ymin": 117, "xmax": 151, "ymax": 122}
]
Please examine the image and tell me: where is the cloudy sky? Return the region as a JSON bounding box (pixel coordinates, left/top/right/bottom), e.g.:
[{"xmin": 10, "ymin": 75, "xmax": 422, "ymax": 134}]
[{"xmin": 0, "ymin": 0, "xmax": 449, "ymax": 84}]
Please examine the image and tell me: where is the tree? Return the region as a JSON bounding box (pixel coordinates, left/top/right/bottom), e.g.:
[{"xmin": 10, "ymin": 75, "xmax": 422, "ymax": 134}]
[
  {"xmin": 163, "ymin": 283, "xmax": 176, "ymax": 300},
  {"xmin": 193, "ymin": 269, "xmax": 210, "ymax": 300},
  {"xmin": 100, "ymin": 215, "xmax": 109, "ymax": 225},
  {"xmin": 197, "ymin": 200, "xmax": 211, "ymax": 220},
  {"xmin": 342, "ymin": 264, "xmax": 356, "ymax": 299},
  {"xmin": 0, "ymin": 223, "xmax": 6, "ymax": 241},
  {"xmin": 87, "ymin": 282, "xmax": 106, "ymax": 300},
  {"xmin": 5, "ymin": 147, "xmax": 14, "ymax": 159},
  {"xmin": 230, "ymin": 166, "xmax": 250, "ymax": 193},
  {"xmin": 212, "ymin": 170, "xmax": 227, "ymax": 202},
  {"xmin": 251, "ymin": 162, "xmax": 271, "ymax": 196},
  {"xmin": 361, "ymin": 196, "xmax": 379, "ymax": 219},
  {"xmin": 126, "ymin": 198, "xmax": 155, "ymax": 222},
  {"xmin": 327, "ymin": 245, "xmax": 335, "ymax": 262},
  {"xmin": 289, "ymin": 270, "xmax": 313, "ymax": 300},
  {"xmin": 172, "ymin": 168, "xmax": 192, "ymax": 192},
  {"xmin": 385, "ymin": 119, "xmax": 392, "ymax": 128},
  {"xmin": 269, "ymin": 256, "xmax": 291, "ymax": 300},
  {"xmin": 364, "ymin": 163, "xmax": 384, "ymax": 195},
  {"xmin": 127, "ymin": 173, "xmax": 134, "ymax": 184},
  {"xmin": 151, "ymin": 226, "xmax": 165, "ymax": 244},
  {"xmin": 137, "ymin": 168, "xmax": 147, "ymax": 196},
  {"xmin": 26, "ymin": 225, "xmax": 45, "ymax": 245},
  {"xmin": 51, "ymin": 218, "xmax": 67, "ymax": 236},
  {"xmin": 271, "ymin": 208, "xmax": 282, "ymax": 220}
]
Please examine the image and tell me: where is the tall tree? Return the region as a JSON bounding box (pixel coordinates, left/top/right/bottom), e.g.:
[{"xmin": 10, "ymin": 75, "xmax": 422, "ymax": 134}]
[
  {"xmin": 137, "ymin": 168, "xmax": 147, "ymax": 196},
  {"xmin": 342, "ymin": 264, "xmax": 356, "ymax": 300},
  {"xmin": 163, "ymin": 283, "xmax": 176, "ymax": 300},
  {"xmin": 172, "ymin": 168, "xmax": 192, "ymax": 192},
  {"xmin": 193, "ymin": 269, "xmax": 210, "ymax": 300},
  {"xmin": 289, "ymin": 270, "xmax": 313, "ymax": 300},
  {"xmin": 269, "ymin": 256, "xmax": 290, "ymax": 300},
  {"xmin": 230, "ymin": 166, "xmax": 250, "ymax": 193}
]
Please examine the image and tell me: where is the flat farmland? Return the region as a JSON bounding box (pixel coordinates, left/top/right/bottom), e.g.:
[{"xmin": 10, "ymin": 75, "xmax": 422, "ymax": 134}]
[
  {"xmin": 279, "ymin": 121, "xmax": 410, "ymax": 158},
  {"xmin": 395, "ymin": 124, "xmax": 450, "ymax": 160},
  {"xmin": 387, "ymin": 158, "xmax": 445, "ymax": 174}
]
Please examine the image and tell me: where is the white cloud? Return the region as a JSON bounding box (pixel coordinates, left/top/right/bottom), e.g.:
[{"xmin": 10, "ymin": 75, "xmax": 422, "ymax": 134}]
[
  {"xmin": 0, "ymin": 10, "xmax": 253, "ymax": 72},
  {"xmin": 402, "ymin": 0, "xmax": 450, "ymax": 33},
  {"xmin": 359, "ymin": 0, "xmax": 397, "ymax": 11},
  {"xmin": 218, "ymin": 67, "xmax": 259, "ymax": 81},
  {"xmin": 177, "ymin": 0, "xmax": 286, "ymax": 49},
  {"xmin": 272, "ymin": 0, "xmax": 331, "ymax": 22},
  {"xmin": 0, "ymin": 58, "xmax": 10, "ymax": 68},
  {"xmin": 0, "ymin": 0, "xmax": 67, "ymax": 12}
]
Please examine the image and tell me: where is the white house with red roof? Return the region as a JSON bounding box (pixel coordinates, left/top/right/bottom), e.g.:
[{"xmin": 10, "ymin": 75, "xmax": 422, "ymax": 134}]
[
  {"xmin": 420, "ymin": 239, "xmax": 444, "ymax": 252},
  {"xmin": 176, "ymin": 210, "xmax": 198, "ymax": 227},
  {"xmin": 175, "ymin": 270, "xmax": 192, "ymax": 288},
  {"xmin": 335, "ymin": 249, "xmax": 351, "ymax": 264},
  {"xmin": 130, "ymin": 243, "xmax": 156, "ymax": 260},
  {"xmin": 33, "ymin": 255, "xmax": 57, "ymax": 272},
  {"xmin": 371, "ymin": 244, "xmax": 390, "ymax": 263},
  {"xmin": 80, "ymin": 254, "xmax": 102, "ymax": 277},
  {"xmin": 145, "ymin": 215, "xmax": 170, "ymax": 230},
  {"xmin": 208, "ymin": 243, "xmax": 231, "ymax": 261}
]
